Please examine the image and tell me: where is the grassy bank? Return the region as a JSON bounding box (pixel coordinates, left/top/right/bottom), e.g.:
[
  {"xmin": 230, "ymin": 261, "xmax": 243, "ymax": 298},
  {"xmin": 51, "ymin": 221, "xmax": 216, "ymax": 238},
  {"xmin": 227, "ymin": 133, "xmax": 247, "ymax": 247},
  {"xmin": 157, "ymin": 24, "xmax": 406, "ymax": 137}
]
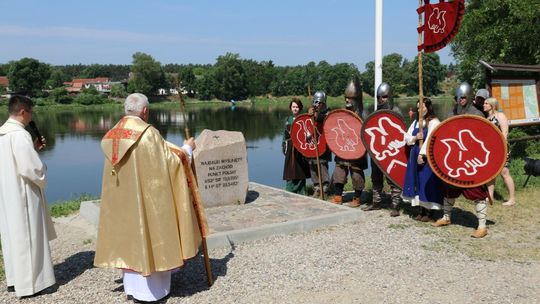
[{"xmin": 49, "ymin": 193, "xmax": 98, "ymax": 218}]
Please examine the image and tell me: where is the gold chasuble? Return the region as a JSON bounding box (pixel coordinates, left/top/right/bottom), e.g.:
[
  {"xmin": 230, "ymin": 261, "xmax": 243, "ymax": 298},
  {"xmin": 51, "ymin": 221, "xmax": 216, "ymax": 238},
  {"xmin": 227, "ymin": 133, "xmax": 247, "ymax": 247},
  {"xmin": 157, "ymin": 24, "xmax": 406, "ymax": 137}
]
[{"xmin": 94, "ymin": 116, "xmax": 208, "ymax": 276}]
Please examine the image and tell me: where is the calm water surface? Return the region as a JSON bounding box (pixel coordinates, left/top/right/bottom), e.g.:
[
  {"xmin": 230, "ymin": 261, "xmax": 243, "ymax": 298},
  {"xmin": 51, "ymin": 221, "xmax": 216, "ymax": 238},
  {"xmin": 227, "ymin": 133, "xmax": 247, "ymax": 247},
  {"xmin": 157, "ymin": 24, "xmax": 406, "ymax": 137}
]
[{"xmin": 0, "ymin": 99, "xmax": 453, "ymax": 203}]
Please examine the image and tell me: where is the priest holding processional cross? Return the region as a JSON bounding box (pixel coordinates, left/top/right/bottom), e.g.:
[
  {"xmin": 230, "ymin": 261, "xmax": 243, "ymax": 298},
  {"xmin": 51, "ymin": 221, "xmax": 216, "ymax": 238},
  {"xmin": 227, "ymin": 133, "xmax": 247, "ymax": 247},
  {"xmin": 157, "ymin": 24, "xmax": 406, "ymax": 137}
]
[{"xmin": 94, "ymin": 93, "xmax": 212, "ymax": 302}]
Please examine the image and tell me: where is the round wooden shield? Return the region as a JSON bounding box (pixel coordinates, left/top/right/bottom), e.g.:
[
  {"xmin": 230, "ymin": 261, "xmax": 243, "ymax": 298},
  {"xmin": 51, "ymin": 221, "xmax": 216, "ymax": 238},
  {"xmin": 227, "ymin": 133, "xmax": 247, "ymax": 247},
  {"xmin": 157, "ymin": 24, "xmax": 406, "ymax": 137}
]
[
  {"xmin": 323, "ymin": 109, "xmax": 366, "ymax": 160},
  {"xmin": 290, "ymin": 114, "xmax": 327, "ymax": 158},
  {"xmin": 361, "ymin": 110, "xmax": 408, "ymax": 189},
  {"xmin": 427, "ymin": 115, "xmax": 507, "ymax": 188}
]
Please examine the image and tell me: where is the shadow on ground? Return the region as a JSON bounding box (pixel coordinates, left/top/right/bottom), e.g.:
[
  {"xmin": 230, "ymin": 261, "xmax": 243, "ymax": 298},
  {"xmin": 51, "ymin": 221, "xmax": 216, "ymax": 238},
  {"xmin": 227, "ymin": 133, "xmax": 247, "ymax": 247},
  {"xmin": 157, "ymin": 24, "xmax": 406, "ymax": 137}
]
[
  {"xmin": 169, "ymin": 246, "xmax": 235, "ymax": 298},
  {"xmin": 39, "ymin": 251, "xmax": 96, "ymax": 296},
  {"xmin": 245, "ymin": 190, "xmax": 260, "ymax": 204}
]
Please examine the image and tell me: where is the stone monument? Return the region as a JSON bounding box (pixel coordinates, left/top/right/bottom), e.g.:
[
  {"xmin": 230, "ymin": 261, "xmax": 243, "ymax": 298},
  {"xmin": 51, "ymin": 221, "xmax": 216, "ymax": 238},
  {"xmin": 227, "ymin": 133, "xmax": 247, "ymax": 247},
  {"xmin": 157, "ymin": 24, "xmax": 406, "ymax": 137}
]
[{"xmin": 194, "ymin": 129, "xmax": 249, "ymax": 207}]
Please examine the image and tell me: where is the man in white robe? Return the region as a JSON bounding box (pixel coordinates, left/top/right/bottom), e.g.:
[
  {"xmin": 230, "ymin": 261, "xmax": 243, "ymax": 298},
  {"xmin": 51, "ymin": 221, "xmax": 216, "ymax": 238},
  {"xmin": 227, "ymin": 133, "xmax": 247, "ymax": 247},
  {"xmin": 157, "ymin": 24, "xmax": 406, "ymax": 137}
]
[{"xmin": 0, "ymin": 95, "xmax": 56, "ymax": 298}]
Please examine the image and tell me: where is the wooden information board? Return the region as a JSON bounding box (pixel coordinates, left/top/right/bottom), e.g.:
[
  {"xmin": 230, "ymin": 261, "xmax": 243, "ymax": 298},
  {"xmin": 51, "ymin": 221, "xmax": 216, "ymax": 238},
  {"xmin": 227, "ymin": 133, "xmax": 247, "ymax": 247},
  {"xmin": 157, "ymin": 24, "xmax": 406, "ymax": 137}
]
[{"xmin": 491, "ymin": 78, "xmax": 540, "ymax": 126}]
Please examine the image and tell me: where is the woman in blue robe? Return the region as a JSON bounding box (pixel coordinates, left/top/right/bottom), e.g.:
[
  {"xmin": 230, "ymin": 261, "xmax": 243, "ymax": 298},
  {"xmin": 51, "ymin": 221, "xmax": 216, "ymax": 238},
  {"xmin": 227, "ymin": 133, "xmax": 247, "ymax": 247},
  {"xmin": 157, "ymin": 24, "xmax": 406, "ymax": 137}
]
[{"xmin": 402, "ymin": 98, "xmax": 443, "ymax": 221}]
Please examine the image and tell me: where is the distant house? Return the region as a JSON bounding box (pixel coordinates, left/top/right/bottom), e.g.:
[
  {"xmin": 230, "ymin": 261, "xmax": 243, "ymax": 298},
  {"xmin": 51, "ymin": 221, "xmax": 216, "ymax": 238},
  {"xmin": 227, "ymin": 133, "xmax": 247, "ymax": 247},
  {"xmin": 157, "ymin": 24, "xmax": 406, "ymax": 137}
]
[
  {"xmin": 0, "ymin": 76, "xmax": 9, "ymax": 90},
  {"xmin": 157, "ymin": 88, "xmax": 180, "ymax": 96},
  {"xmin": 64, "ymin": 77, "xmax": 113, "ymax": 94}
]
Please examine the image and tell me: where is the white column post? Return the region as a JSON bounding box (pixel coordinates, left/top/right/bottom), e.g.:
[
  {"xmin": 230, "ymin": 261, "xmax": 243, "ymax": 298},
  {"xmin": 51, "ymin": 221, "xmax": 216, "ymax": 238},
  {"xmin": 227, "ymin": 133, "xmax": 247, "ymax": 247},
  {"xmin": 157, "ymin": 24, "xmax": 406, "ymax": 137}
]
[{"xmin": 374, "ymin": 0, "xmax": 383, "ymax": 111}]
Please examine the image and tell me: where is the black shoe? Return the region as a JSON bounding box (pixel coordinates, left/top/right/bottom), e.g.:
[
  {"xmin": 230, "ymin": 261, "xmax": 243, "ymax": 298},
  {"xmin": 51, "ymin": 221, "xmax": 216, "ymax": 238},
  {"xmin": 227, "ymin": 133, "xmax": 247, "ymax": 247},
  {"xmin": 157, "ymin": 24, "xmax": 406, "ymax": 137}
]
[
  {"xmin": 390, "ymin": 209, "xmax": 400, "ymax": 217},
  {"xmin": 7, "ymin": 286, "xmax": 15, "ymax": 292},
  {"xmin": 18, "ymin": 290, "xmax": 43, "ymax": 299}
]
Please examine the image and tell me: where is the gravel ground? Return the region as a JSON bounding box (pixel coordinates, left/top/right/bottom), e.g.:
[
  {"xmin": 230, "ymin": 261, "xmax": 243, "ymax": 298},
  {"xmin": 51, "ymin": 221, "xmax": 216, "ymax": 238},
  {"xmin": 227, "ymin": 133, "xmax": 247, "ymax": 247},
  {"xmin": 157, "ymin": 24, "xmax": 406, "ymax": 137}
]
[{"xmin": 2, "ymin": 211, "xmax": 539, "ymax": 304}]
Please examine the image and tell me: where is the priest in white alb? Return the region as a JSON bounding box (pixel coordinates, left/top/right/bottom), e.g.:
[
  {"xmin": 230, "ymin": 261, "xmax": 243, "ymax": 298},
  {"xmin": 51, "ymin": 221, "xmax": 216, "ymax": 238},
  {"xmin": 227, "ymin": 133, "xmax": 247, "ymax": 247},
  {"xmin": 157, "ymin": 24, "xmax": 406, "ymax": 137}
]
[{"xmin": 0, "ymin": 95, "xmax": 57, "ymax": 298}]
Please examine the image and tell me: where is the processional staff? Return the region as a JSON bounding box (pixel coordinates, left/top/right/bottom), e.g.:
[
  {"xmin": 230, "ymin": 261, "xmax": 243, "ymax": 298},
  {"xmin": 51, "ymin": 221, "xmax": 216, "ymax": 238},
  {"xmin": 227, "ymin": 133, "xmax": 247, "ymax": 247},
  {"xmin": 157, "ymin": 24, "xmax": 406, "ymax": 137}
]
[{"xmin": 176, "ymin": 77, "xmax": 214, "ymax": 286}]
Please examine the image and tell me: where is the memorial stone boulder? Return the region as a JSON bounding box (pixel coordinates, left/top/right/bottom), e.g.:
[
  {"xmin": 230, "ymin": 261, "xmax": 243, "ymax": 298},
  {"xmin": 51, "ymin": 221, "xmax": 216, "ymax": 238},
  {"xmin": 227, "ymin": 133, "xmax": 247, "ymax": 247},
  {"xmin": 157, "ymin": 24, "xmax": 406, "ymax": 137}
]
[{"xmin": 194, "ymin": 129, "xmax": 249, "ymax": 207}]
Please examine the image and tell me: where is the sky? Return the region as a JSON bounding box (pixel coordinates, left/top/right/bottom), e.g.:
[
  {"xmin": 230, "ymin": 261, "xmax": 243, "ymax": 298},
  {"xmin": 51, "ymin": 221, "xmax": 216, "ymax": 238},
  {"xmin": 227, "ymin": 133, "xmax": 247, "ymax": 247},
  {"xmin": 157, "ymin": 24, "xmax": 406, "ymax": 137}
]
[{"xmin": 0, "ymin": 0, "xmax": 453, "ymax": 71}]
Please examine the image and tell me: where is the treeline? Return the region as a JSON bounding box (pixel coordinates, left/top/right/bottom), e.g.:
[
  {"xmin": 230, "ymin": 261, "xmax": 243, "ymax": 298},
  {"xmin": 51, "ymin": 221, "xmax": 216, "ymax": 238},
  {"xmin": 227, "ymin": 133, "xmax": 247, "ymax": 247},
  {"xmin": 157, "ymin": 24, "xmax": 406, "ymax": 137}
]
[{"xmin": 0, "ymin": 52, "xmax": 449, "ymax": 101}]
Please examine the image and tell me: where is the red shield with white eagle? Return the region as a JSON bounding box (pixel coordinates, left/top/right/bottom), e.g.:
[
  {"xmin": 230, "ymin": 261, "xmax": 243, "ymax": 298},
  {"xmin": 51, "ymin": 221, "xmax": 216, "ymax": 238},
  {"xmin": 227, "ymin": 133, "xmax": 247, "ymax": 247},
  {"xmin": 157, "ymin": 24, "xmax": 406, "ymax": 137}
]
[
  {"xmin": 291, "ymin": 114, "xmax": 327, "ymax": 158},
  {"xmin": 323, "ymin": 109, "xmax": 366, "ymax": 160},
  {"xmin": 361, "ymin": 110, "xmax": 409, "ymax": 189},
  {"xmin": 417, "ymin": 0, "xmax": 465, "ymax": 53},
  {"xmin": 427, "ymin": 115, "xmax": 507, "ymax": 188}
]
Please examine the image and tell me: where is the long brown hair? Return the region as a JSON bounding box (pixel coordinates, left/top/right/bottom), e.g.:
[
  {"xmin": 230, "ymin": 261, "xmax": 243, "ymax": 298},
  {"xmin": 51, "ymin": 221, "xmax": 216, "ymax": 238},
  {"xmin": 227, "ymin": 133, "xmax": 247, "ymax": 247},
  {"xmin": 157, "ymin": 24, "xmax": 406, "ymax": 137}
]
[{"xmin": 416, "ymin": 97, "xmax": 437, "ymax": 123}]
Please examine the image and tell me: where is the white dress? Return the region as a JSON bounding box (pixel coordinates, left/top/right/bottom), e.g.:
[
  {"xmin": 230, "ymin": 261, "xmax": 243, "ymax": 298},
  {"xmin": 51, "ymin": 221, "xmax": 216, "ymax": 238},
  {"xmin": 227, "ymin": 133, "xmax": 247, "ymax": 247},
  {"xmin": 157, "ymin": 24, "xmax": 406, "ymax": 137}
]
[{"xmin": 0, "ymin": 118, "xmax": 56, "ymax": 297}]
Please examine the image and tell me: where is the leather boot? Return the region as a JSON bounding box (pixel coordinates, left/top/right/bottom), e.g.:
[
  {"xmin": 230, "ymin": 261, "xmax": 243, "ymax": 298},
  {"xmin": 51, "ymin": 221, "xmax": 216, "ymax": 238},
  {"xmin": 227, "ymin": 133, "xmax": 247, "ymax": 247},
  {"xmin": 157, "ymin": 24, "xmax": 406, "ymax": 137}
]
[
  {"xmin": 349, "ymin": 197, "xmax": 361, "ymax": 208},
  {"xmin": 390, "ymin": 206, "xmax": 400, "ymax": 217},
  {"xmin": 332, "ymin": 195, "xmax": 343, "ymax": 205},
  {"xmin": 471, "ymin": 228, "xmax": 488, "ymax": 238},
  {"xmin": 432, "ymin": 218, "xmax": 451, "ymax": 227}
]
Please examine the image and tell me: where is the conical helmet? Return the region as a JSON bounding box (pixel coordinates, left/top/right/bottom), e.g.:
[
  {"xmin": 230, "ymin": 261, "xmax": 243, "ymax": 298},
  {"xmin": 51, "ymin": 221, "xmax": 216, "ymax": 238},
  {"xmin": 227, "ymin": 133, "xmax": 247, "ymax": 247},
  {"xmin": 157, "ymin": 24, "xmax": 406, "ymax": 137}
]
[{"xmin": 345, "ymin": 76, "xmax": 362, "ymax": 99}]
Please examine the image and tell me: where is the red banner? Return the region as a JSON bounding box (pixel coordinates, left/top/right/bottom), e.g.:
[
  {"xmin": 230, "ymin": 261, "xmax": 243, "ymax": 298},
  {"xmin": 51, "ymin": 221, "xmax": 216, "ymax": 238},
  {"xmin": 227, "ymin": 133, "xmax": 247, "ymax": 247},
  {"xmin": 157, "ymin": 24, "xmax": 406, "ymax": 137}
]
[
  {"xmin": 427, "ymin": 115, "xmax": 507, "ymax": 188},
  {"xmin": 417, "ymin": 0, "xmax": 465, "ymax": 53},
  {"xmin": 290, "ymin": 114, "xmax": 327, "ymax": 158},
  {"xmin": 323, "ymin": 109, "xmax": 366, "ymax": 160},
  {"xmin": 361, "ymin": 110, "xmax": 409, "ymax": 189}
]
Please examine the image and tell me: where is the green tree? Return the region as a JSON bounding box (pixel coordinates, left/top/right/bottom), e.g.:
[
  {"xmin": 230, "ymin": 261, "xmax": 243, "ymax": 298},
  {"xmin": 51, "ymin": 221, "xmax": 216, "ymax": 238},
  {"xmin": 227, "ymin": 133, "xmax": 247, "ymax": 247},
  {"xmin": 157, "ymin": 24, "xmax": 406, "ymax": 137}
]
[
  {"xmin": 195, "ymin": 70, "xmax": 217, "ymax": 100},
  {"xmin": 80, "ymin": 64, "xmax": 104, "ymax": 78},
  {"xmin": 213, "ymin": 53, "xmax": 247, "ymax": 101},
  {"xmin": 46, "ymin": 68, "xmax": 68, "ymax": 89},
  {"xmin": 49, "ymin": 87, "xmax": 73, "ymax": 104},
  {"xmin": 360, "ymin": 61, "xmax": 375, "ymax": 96},
  {"xmin": 241, "ymin": 59, "xmax": 274, "ymax": 97},
  {"xmin": 0, "ymin": 64, "xmax": 8, "ymax": 76},
  {"xmin": 110, "ymin": 84, "xmax": 128, "ymax": 98},
  {"xmin": 361, "ymin": 53, "xmax": 408, "ymax": 96},
  {"xmin": 451, "ymin": 0, "xmax": 540, "ymax": 87},
  {"xmin": 7, "ymin": 58, "xmax": 51, "ymax": 96},
  {"xmin": 127, "ymin": 52, "xmax": 166, "ymax": 96},
  {"xmin": 404, "ymin": 53, "xmax": 446, "ymax": 96},
  {"xmin": 178, "ymin": 66, "xmax": 197, "ymax": 96}
]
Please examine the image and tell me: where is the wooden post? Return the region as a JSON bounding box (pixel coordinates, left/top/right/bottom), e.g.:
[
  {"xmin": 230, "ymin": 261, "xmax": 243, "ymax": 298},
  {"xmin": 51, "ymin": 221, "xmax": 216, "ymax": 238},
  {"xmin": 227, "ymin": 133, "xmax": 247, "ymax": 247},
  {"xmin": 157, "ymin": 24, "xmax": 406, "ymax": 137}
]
[
  {"xmin": 307, "ymin": 85, "xmax": 325, "ymax": 200},
  {"xmin": 176, "ymin": 76, "xmax": 213, "ymax": 287},
  {"xmin": 418, "ymin": 0, "xmax": 425, "ymax": 146}
]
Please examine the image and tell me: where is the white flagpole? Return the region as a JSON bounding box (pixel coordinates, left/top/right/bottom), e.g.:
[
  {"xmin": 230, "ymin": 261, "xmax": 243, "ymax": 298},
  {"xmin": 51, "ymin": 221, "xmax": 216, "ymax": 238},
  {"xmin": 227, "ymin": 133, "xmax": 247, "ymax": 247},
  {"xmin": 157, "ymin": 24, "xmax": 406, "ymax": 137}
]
[{"xmin": 375, "ymin": 0, "xmax": 383, "ymax": 111}]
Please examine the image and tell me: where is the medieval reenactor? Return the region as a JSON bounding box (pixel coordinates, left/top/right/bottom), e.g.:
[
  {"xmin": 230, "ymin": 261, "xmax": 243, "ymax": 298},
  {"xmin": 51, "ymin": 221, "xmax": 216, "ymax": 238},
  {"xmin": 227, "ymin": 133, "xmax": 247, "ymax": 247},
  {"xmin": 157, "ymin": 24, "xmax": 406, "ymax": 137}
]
[
  {"xmin": 307, "ymin": 91, "xmax": 332, "ymax": 197},
  {"xmin": 282, "ymin": 97, "xmax": 311, "ymax": 194},
  {"xmin": 474, "ymin": 88, "xmax": 490, "ymax": 117},
  {"xmin": 362, "ymin": 82, "xmax": 403, "ymax": 217},
  {"xmin": 453, "ymin": 82, "xmax": 484, "ymax": 116},
  {"xmin": 331, "ymin": 77, "xmax": 369, "ymax": 207},
  {"xmin": 432, "ymin": 82, "xmax": 491, "ymax": 238}
]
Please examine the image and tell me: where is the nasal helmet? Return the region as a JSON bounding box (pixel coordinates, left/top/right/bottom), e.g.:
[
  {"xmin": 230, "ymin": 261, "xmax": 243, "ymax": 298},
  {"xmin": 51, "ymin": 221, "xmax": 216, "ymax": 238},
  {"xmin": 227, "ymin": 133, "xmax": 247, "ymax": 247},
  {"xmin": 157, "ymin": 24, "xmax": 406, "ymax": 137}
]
[
  {"xmin": 312, "ymin": 91, "xmax": 327, "ymax": 107},
  {"xmin": 456, "ymin": 82, "xmax": 472, "ymax": 101},
  {"xmin": 376, "ymin": 82, "xmax": 391, "ymax": 98}
]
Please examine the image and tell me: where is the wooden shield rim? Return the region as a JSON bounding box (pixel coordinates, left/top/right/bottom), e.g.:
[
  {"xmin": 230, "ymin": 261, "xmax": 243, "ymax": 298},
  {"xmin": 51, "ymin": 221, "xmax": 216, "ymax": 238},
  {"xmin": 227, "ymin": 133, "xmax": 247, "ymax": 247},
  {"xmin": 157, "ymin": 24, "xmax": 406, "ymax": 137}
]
[
  {"xmin": 360, "ymin": 109, "xmax": 407, "ymax": 188},
  {"xmin": 290, "ymin": 113, "xmax": 327, "ymax": 158},
  {"xmin": 323, "ymin": 109, "xmax": 366, "ymax": 160},
  {"xmin": 426, "ymin": 115, "xmax": 507, "ymax": 188}
]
